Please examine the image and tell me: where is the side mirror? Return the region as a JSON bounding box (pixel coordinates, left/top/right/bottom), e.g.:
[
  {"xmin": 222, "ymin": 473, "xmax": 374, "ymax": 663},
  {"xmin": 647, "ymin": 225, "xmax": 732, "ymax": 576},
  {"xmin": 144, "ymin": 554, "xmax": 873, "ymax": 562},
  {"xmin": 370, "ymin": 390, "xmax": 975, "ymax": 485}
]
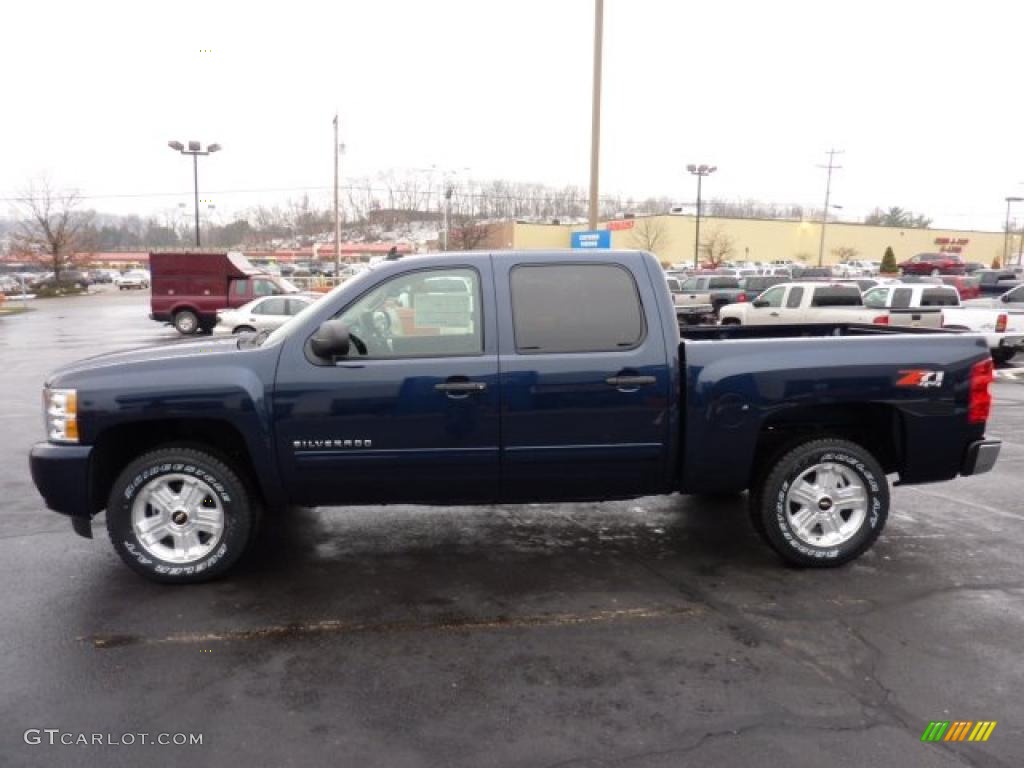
[
  {"xmin": 752, "ymin": 299, "xmax": 769, "ymax": 308},
  {"xmin": 1001, "ymin": 293, "xmax": 1010, "ymax": 302},
  {"xmin": 310, "ymin": 320, "xmax": 351, "ymax": 359}
]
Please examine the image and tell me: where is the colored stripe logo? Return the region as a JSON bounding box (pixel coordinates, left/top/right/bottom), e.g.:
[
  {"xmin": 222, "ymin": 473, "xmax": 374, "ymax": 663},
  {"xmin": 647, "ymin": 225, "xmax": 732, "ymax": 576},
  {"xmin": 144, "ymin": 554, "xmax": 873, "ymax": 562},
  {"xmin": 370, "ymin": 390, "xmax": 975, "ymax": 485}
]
[{"xmin": 921, "ymin": 721, "xmax": 997, "ymax": 742}]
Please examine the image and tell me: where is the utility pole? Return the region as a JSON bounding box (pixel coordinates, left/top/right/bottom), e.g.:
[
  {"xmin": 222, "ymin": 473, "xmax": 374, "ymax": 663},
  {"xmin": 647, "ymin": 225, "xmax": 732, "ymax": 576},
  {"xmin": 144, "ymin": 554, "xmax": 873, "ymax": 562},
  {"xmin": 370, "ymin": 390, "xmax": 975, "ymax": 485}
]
[
  {"xmin": 587, "ymin": 0, "xmax": 604, "ymax": 230},
  {"xmin": 1003, "ymin": 197, "xmax": 1023, "ymax": 266},
  {"xmin": 333, "ymin": 114, "xmax": 341, "ymax": 279},
  {"xmin": 443, "ymin": 184, "xmax": 453, "ymax": 251},
  {"xmin": 817, "ymin": 148, "xmax": 843, "ymax": 266}
]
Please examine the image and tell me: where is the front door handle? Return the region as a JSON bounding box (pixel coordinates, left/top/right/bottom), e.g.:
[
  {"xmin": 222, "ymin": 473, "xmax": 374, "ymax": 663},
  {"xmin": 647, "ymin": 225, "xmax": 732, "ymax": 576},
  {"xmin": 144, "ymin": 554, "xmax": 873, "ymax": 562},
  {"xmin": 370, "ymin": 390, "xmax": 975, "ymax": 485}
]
[
  {"xmin": 435, "ymin": 381, "xmax": 487, "ymax": 395},
  {"xmin": 770, "ymin": 311, "xmax": 780, "ymax": 317},
  {"xmin": 606, "ymin": 375, "xmax": 656, "ymax": 388}
]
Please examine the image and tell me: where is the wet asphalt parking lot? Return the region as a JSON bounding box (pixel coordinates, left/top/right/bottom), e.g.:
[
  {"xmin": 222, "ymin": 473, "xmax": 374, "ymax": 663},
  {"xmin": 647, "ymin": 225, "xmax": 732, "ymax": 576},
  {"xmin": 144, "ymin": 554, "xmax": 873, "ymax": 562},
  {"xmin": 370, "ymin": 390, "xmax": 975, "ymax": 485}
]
[{"xmin": 1, "ymin": 287, "xmax": 1022, "ymax": 768}]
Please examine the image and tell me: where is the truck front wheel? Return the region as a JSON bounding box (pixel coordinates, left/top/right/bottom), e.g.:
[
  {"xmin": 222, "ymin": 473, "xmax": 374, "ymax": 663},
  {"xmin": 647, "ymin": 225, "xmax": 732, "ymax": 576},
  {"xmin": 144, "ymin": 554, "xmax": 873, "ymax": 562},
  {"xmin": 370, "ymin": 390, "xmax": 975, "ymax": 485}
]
[
  {"xmin": 106, "ymin": 446, "xmax": 257, "ymax": 583},
  {"xmin": 750, "ymin": 438, "xmax": 889, "ymax": 567}
]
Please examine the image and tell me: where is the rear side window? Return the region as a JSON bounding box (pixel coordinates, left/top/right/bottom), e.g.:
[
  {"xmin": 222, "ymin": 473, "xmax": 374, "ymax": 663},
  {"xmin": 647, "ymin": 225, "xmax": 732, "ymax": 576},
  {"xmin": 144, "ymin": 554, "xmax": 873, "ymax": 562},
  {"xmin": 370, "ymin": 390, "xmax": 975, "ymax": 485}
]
[
  {"xmin": 891, "ymin": 288, "xmax": 912, "ymax": 308},
  {"xmin": 811, "ymin": 286, "xmax": 862, "ymax": 306},
  {"xmin": 511, "ymin": 264, "xmax": 645, "ymax": 353},
  {"xmin": 786, "ymin": 287, "xmax": 804, "ymax": 308},
  {"xmin": 920, "ymin": 288, "xmax": 958, "ymax": 306}
]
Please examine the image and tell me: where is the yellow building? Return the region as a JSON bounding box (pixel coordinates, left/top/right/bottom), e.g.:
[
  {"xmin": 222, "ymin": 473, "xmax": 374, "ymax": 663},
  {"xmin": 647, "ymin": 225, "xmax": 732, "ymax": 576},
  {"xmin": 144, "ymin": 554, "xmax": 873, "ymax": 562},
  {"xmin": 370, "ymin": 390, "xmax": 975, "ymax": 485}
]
[{"xmin": 493, "ymin": 215, "xmax": 1014, "ymax": 268}]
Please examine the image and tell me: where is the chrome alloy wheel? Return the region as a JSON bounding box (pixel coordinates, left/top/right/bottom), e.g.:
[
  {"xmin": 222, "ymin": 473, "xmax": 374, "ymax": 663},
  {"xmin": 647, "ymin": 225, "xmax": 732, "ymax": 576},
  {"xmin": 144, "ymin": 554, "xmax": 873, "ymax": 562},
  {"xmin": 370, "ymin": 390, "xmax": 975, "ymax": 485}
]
[
  {"xmin": 131, "ymin": 473, "xmax": 225, "ymax": 563},
  {"xmin": 784, "ymin": 462, "xmax": 868, "ymax": 548}
]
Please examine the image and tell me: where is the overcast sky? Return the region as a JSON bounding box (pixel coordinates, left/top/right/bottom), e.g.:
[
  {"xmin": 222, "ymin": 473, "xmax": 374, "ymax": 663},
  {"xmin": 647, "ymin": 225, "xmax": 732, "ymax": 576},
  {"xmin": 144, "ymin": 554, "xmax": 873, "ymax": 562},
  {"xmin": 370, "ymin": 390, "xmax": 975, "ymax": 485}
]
[{"xmin": 2, "ymin": 0, "xmax": 1022, "ymax": 230}]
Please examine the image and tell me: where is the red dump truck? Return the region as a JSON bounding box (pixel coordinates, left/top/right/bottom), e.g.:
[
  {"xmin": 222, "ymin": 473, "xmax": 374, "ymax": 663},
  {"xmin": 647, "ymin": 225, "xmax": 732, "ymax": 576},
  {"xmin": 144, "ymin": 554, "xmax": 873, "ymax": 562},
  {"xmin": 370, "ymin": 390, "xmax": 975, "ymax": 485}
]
[{"xmin": 149, "ymin": 251, "xmax": 299, "ymax": 334}]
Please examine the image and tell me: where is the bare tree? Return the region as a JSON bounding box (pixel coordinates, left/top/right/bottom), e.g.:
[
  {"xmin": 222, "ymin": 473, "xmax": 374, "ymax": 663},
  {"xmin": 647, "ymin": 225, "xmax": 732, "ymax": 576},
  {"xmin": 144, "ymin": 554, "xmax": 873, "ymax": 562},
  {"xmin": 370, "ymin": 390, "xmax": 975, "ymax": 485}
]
[
  {"xmin": 700, "ymin": 226, "xmax": 735, "ymax": 266},
  {"xmin": 448, "ymin": 219, "xmax": 491, "ymax": 251},
  {"xmin": 12, "ymin": 178, "xmax": 93, "ymax": 279},
  {"xmin": 630, "ymin": 217, "xmax": 669, "ymax": 256},
  {"xmin": 831, "ymin": 245, "xmax": 859, "ymax": 262}
]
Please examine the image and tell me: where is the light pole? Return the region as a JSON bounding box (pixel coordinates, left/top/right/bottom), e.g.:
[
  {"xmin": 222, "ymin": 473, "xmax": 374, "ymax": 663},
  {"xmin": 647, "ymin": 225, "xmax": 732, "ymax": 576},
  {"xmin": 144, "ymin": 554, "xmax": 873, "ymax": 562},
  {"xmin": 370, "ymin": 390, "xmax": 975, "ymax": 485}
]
[
  {"xmin": 687, "ymin": 164, "xmax": 716, "ymax": 268},
  {"xmin": 167, "ymin": 140, "xmax": 221, "ymax": 247},
  {"xmin": 1003, "ymin": 196, "xmax": 1023, "ymax": 266}
]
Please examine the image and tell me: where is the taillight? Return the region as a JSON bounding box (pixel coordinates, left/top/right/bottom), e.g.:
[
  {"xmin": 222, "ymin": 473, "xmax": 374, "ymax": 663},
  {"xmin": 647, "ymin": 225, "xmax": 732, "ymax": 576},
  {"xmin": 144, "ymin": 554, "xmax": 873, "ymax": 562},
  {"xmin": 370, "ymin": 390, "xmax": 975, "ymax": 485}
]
[
  {"xmin": 873, "ymin": 315, "xmax": 889, "ymax": 325},
  {"xmin": 968, "ymin": 358, "xmax": 994, "ymax": 424},
  {"xmin": 737, "ymin": 293, "xmax": 747, "ymax": 302},
  {"xmin": 995, "ymin": 314, "xmax": 1007, "ymax": 333}
]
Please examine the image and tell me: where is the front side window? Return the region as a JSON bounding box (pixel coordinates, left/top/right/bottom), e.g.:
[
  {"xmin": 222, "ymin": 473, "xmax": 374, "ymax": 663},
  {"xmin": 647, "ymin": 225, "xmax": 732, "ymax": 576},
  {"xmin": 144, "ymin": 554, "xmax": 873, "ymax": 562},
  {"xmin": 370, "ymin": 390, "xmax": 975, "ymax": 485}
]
[
  {"xmin": 337, "ymin": 268, "xmax": 482, "ymax": 358},
  {"xmin": 863, "ymin": 288, "xmax": 889, "ymax": 309},
  {"xmin": 757, "ymin": 286, "xmax": 785, "ymax": 308},
  {"xmin": 232, "ymin": 280, "xmax": 250, "ymax": 297},
  {"xmin": 681, "ymin": 278, "xmax": 699, "ymax": 291},
  {"xmin": 511, "ymin": 264, "xmax": 644, "ymax": 353}
]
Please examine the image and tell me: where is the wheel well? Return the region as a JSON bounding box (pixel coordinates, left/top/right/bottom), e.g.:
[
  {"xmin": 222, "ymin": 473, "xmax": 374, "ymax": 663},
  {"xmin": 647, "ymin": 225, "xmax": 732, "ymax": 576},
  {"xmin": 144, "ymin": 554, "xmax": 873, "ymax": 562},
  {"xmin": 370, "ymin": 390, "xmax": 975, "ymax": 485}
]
[
  {"xmin": 89, "ymin": 419, "xmax": 260, "ymax": 515},
  {"xmin": 750, "ymin": 403, "xmax": 904, "ymax": 487}
]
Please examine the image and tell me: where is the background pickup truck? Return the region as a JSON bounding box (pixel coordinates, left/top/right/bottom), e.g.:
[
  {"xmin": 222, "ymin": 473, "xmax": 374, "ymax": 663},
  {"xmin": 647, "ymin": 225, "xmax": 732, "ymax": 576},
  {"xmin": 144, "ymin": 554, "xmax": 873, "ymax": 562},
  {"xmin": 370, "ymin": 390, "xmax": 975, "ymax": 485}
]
[
  {"xmin": 30, "ymin": 250, "xmax": 1000, "ymax": 583},
  {"xmin": 674, "ymin": 275, "xmax": 747, "ymax": 314},
  {"xmin": 719, "ymin": 281, "xmax": 943, "ymax": 328},
  {"xmin": 861, "ymin": 283, "xmax": 1024, "ymax": 364}
]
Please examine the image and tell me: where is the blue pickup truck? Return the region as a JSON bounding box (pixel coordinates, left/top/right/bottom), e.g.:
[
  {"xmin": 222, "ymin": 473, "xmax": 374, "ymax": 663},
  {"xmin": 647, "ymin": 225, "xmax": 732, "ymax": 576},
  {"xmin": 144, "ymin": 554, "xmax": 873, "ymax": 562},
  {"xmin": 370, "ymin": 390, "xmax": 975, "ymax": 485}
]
[{"xmin": 30, "ymin": 250, "xmax": 1001, "ymax": 583}]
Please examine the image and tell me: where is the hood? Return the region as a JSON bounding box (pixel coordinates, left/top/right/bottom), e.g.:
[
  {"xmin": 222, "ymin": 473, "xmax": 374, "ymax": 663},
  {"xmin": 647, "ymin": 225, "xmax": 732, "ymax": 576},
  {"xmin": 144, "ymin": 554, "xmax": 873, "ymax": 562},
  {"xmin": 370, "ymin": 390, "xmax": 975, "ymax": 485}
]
[{"xmin": 47, "ymin": 336, "xmax": 243, "ymax": 385}]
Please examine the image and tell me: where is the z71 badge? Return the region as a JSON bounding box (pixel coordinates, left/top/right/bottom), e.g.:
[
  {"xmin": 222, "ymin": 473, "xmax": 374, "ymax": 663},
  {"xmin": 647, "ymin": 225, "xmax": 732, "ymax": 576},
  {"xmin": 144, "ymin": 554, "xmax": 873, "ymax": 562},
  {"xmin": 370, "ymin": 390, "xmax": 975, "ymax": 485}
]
[{"xmin": 896, "ymin": 370, "xmax": 944, "ymax": 388}]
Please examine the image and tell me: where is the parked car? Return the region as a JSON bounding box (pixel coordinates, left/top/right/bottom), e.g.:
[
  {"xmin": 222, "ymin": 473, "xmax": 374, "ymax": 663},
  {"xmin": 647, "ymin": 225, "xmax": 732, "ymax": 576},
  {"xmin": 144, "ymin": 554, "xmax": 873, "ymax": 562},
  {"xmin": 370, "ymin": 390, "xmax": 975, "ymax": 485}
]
[
  {"xmin": 863, "ymin": 283, "xmax": 1024, "ymax": 364},
  {"xmin": 897, "ymin": 252, "xmax": 966, "ymax": 276},
  {"xmin": 31, "ymin": 270, "xmax": 92, "ymax": 290},
  {"xmin": 115, "ymin": 269, "xmax": 151, "ymax": 290},
  {"xmin": 791, "ymin": 267, "xmax": 833, "ymax": 279},
  {"xmin": 719, "ymin": 282, "xmax": 943, "ymax": 328},
  {"xmin": 964, "ymin": 282, "xmax": 1024, "ymax": 311},
  {"xmin": 834, "ymin": 260, "xmax": 878, "ymax": 277},
  {"xmin": 28, "ymin": 249, "xmax": 1001, "ymax": 582},
  {"xmin": 149, "ymin": 251, "xmax": 298, "ymax": 334},
  {"xmin": 832, "ymin": 278, "xmax": 880, "ymax": 292},
  {"xmin": 973, "ymin": 269, "xmax": 1022, "ymax": 296},
  {"xmin": 215, "ymin": 294, "xmax": 318, "ymax": 335},
  {"xmin": 938, "ymin": 275, "xmax": 981, "ymax": 300}
]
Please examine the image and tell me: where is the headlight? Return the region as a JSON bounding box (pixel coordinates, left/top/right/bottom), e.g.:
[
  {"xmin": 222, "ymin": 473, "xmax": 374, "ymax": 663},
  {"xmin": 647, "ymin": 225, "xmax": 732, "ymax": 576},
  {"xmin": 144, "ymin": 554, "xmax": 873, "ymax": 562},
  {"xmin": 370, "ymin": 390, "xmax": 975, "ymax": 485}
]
[{"xmin": 44, "ymin": 387, "xmax": 78, "ymax": 443}]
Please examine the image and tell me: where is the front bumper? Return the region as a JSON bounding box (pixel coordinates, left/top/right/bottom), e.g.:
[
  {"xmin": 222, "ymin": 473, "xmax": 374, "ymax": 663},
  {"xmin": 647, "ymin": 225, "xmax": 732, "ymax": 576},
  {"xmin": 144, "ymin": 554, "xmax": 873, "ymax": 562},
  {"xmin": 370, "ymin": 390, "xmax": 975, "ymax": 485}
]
[
  {"xmin": 29, "ymin": 442, "xmax": 93, "ymax": 531},
  {"xmin": 961, "ymin": 439, "xmax": 1001, "ymax": 476}
]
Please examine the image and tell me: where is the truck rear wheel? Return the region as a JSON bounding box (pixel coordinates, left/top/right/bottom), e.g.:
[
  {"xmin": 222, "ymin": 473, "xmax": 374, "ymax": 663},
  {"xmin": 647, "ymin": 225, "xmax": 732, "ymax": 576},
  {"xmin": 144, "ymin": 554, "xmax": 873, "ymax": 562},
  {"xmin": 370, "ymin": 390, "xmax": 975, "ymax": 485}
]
[
  {"xmin": 106, "ymin": 446, "xmax": 257, "ymax": 583},
  {"xmin": 173, "ymin": 309, "xmax": 199, "ymax": 335},
  {"xmin": 750, "ymin": 438, "xmax": 888, "ymax": 567}
]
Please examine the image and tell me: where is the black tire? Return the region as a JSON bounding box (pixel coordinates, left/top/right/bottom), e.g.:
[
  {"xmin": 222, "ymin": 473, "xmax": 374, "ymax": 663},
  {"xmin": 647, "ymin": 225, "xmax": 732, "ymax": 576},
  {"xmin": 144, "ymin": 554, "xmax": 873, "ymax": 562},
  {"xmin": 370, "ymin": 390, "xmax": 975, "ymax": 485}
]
[
  {"xmin": 721, "ymin": 317, "xmax": 741, "ymax": 326},
  {"xmin": 173, "ymin": 309, "xmax": 199, "ymax": 335},
  {"xmin": 106, "ymin": 446, "xmax": 257, "ymax": 583},
  {"xmin": 750, "ymin": 438, "xmax": 888, "ymax": 567},
  {"xmin": 991, "ymin": 348, "xmax": 1017, "ymax": 365},
  {"xmin": 232, "ymin": 325, "xmax": 256, "ymax": 335}
]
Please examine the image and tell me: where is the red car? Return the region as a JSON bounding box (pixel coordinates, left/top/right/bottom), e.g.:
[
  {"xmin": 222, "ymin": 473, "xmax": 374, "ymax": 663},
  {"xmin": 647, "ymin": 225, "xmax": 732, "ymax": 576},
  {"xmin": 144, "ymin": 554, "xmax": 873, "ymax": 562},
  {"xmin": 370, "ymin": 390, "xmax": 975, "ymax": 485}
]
[
  {"xmin": 939, "ymin": 275, "xmax": 981, "ymax": 300},
  {"xmin": 897, "ymin": 252, "xmax": 965, "ymax": 276}
]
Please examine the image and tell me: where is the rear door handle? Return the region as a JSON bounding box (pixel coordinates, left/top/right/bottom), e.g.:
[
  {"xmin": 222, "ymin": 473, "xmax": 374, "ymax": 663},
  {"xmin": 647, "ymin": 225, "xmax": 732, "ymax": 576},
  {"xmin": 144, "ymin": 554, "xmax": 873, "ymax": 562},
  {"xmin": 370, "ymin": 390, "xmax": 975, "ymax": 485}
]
[{"xmin": 606, "ymin": 375, "xmax": 656, "ymax": 388}]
